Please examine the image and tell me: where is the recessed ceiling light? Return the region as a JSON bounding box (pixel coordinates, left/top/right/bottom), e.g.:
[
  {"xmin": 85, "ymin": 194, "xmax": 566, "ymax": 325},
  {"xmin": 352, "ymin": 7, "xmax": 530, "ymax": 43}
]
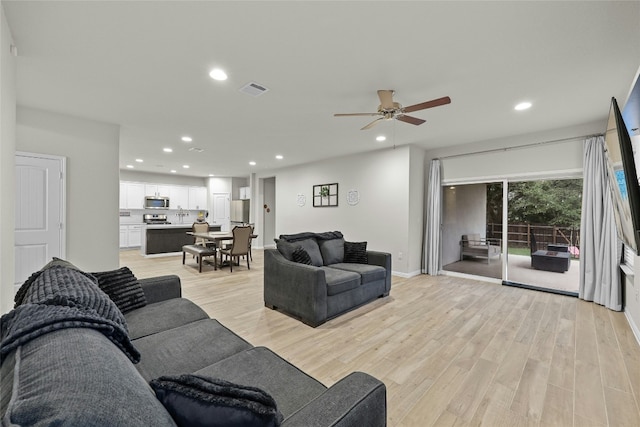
[
  {"xmin": 181, "ymin": 136, "xmax": 192, "ymax": 142},
  {"xmin": 209, "ymin": 68, "xmax": 228, "ymax": 81},
  {"xmin": 170, "ymin": 169, "xmax": 177, "ymax": 173},
  {"xmin": 376, "ymin": 135, "xmax": 386, "ymax": 142},
  {"xmin": 249, "ymin": 161, "xmax": 256, "ymax": 166},
  {"xmin": 275, "ymin": 155, "xmax": 283, "ymax": 160},
  {"xmin": 135, "ymin": 158, "xmax": 143, "ymax": 163},
  {"xmin": 208, "ymin": 174, "xmax": 215, "ymax": 177},
  {"xmin": 126, "ymin": 164, "xmax": 134, "ymax": 169},
  {"xmin": 163, "ymin": 148, "xmax": 173, "ymax": 153},
  {"xmin": 514, "ymin": 102, "xmax": 532, "ymax": 111},
  {"xmin": 182, "ymin": 165, "xmax": 190, "ymax": 169}
]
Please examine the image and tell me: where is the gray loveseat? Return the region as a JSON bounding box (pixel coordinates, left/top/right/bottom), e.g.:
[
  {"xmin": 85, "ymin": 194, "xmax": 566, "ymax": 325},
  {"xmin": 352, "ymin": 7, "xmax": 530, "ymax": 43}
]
[
  {"xmin": 1, "ymin": 262, "xmax": 386, "ymax": 426},
  {"xmin": 264, "ymin": 232, "xmax": 392, "ymax": 327}
]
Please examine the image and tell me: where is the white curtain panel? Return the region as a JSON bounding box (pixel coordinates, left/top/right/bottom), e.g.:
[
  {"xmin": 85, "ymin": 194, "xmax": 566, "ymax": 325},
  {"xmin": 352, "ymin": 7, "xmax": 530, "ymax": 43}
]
[
  {"xmin": 424, "ymin": 159, "xmax": 442, "ymax": 275},
  {"xmin": 579, "ymin": 136, "xmax": 621, "ymax": 311}
]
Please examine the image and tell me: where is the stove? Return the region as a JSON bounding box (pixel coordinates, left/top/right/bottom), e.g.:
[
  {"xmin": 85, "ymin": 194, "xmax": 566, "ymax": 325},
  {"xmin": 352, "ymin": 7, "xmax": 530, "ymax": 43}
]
[{"xmin": 143, "ymin": 213, "xmax": 171, "ymax": 225}]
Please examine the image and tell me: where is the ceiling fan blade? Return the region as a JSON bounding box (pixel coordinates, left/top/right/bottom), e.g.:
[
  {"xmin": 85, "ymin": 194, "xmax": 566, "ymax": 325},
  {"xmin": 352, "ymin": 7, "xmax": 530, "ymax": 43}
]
[
  {"xmin": 334, "ymin": 112, "xmax": 380, "ymax": 117},
  {"xmin": 396, "ymin": 115, "xmax": 426, "ymax": 126},
  {"xmin": 403, "ymin": 96, "xmax": 451, "ymax": 113},
  {"xmin": 361, "ymin": 118, "xmax": 383, "ymax": 130},
  {"xmin": 377, "ymin": 90, "xmax": 395, "ymax": 110}
]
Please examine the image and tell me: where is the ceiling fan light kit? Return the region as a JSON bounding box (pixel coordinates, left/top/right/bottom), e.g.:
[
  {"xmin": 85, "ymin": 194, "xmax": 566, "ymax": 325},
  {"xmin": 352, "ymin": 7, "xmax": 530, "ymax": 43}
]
[{"xmin": 335, "ymin": 89, "xmax": 451, "ymax": 130}]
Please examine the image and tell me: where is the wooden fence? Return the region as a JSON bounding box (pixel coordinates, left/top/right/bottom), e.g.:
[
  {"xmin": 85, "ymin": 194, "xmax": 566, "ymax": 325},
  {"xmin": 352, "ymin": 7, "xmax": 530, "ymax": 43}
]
[{"xmin": 487, "ymin": 223, "xmax": 580, "ymax": 251}]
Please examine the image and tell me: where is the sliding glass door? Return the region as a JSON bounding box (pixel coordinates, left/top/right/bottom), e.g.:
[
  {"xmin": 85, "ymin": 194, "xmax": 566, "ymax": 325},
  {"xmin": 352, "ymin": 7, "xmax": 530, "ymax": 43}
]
[
  {"xmin": 441, "ymin": 178, "xmax": 581, "ymax": 296},
  {"xmin": 504, "ymin": 179, "xmax": 581, "ymax": 295},
  {"xmin": 441, "ymin": 182, "xmax": 503, "ymax": 281}
]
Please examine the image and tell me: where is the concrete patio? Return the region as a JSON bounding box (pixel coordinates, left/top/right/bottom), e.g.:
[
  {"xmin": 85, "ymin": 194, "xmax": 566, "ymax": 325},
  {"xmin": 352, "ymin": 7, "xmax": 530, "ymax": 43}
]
[{"xmin": 443, "ymin": 254, "xmax": 580, "ymax": 294}]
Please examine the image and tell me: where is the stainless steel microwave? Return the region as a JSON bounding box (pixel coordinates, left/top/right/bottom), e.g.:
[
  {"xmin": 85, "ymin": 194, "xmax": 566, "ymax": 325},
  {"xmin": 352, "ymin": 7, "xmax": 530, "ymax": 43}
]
[{"xmin": 144, "ymin": 196, "xmax": 170, "ymax": 209}]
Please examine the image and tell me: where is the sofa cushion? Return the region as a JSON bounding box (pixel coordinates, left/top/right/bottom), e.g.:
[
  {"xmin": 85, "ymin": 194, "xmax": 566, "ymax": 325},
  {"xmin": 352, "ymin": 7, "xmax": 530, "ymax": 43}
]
[
  {"xmin": 321, "ymin": 267, "xmax": 361, "ymax": 296},
  {"xmin": 319, "ymin": 238, "xmax": 345, "ymax": 265},
  {"xmin": 1, "ymin": 328, "xmax": 176, "ymax": 426},
  {"xmin": 150, "ymin": 374, "xmax": 283, "ymax": 427},
  {"xmin": 296, "ymin": 239, "xmax": 323, "ymax": 267},
  {"xmin": 194, "ymin": 347, "xmax": 326, "ymax": 420},
  {"xmin": 291, "ymin": 246, "xmax": 312, "ymax": 265},
  {"xmin": 328, "ymin": 263, "xmax": 387, "ymax": 284},
  {"xmin": 133, "ymin": 319, "xmax": 253, "ymax": 381},
  {"xmin": 91, "ymin": 266, "xmax": 147, "ymax": 314},
  {"xmin": 344, "ymin": 241, "xmax": 368, "ymax": 264},
  {"xmin": 125, "ymin": 298, "xmax": 209, "ymax": 340},
  {"xmin": 275, "ymin": 239, "xmax": 296, "ymax": 261}
]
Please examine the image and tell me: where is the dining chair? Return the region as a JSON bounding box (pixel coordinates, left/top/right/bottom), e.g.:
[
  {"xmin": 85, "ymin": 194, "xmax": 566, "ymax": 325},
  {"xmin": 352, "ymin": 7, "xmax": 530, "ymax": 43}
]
[
  {"xmin": 191, "ymin": 221, "xmax": 216, "ymax": 264},
  {"xmin": 192, "ymin": 221, "xmax": 210, "ymax": 246},
  {"xmin": 218, "ymin": 226, "xmax": 252, "ymax": 272}
]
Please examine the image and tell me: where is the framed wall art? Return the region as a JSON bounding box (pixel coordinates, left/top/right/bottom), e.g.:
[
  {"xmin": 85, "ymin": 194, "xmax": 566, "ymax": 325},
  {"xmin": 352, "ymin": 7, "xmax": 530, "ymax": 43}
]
[{"xmin": 313, "ymin": 183, "xmax": 338, "ymax": 207}]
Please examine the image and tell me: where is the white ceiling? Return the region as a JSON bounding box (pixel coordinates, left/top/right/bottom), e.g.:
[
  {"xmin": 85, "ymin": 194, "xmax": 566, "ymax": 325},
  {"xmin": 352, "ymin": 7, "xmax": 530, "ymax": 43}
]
[{"xmin": 4, "ymin": 1, "xmax": 640, "ymax": 178}]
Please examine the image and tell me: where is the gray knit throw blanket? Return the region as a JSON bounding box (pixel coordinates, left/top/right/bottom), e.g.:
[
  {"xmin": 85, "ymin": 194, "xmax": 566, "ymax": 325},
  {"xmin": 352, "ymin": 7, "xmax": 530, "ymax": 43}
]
[
  {"xmin": 1, "ymin": 265, "xmax": 140, "ymax": 363},
  {"xmin": 279, "ymin": 231, "xmax": 343, "ymax": 242}
]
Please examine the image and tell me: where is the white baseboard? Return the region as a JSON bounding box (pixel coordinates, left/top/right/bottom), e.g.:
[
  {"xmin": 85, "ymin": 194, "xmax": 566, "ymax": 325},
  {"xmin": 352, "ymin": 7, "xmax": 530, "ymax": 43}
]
[
  {"xmin": 392, "ymin": 270, "xmax": 422, "ymax": 278},
  {"xmin": 440, "ymin": 270, "xmax": 503, "ymax": 284},
  {"xmin": 624, "ymin": 310, "xmax": 640, "ymax": 347}
]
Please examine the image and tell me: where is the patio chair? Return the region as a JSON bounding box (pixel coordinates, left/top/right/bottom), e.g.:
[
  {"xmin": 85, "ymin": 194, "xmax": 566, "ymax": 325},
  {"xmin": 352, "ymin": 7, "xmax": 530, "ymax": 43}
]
[{"xmin": 460, "ymin": 234, "xmax": 501, "ymax": 264}]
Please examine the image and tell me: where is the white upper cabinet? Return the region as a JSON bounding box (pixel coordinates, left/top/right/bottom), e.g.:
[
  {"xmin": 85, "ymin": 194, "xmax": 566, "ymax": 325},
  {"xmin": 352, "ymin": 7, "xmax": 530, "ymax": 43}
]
[
  {"xmin": 188, "ymin": 187, "xmax": 208, "ymax": 210},
  {"xmin": 121, "ymin": 181, "xmax": 207, "ymax": 210},
  {"xmin": 120, "ymin": 182, "xmax": 145, "ymax": 209},
  {"xmin": 170, "ymin": 186, "xmax": 189, "ymax": 210},
  {"xmin": 239, "ymin": 186, "xmax": 250, "ymax": 200}
]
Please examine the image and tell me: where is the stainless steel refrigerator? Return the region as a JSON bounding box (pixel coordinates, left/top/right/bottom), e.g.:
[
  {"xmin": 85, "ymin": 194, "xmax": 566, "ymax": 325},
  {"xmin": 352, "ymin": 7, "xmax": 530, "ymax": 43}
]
[{"xmin": 230, "ymin": 200, "xmax": 250, "ymax": 224}]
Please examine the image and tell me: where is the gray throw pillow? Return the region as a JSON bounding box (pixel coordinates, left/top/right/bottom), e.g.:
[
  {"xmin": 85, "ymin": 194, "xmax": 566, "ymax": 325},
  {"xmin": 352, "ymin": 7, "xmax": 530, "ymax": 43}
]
[
  {"xmin": 318, "ymin": 238, "xmax": 345, "ymax": 265},
  {"xmin": 276, "ymin": 239, "xmax": 297, "ymax": 261},
  {"xmin": 150, "ymin": 374, "xmax": 283, "ymax": 427},
  {"xmin": 296, "ymin": 239, "xmax": 323, "ymax": 267}
]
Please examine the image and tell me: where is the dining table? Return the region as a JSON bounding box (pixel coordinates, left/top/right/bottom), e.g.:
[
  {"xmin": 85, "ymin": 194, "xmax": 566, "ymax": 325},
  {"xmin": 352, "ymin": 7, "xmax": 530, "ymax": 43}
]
[{"xmin": 185, "ymin": 231, "xmax": 258, "ymax": 268}]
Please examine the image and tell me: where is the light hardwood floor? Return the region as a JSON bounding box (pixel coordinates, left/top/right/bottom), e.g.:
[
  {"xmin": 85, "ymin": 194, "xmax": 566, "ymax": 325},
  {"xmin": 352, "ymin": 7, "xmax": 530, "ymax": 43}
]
[{"xmin": 121, "ymin": 249, "xmax": 640, "ymax": 426}]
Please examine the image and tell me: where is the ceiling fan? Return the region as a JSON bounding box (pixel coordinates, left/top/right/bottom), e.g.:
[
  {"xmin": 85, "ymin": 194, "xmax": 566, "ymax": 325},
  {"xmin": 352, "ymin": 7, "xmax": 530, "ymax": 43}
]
[{"xmin": 334, "ymin": 90, "xmax": 451, "ymax": 130}]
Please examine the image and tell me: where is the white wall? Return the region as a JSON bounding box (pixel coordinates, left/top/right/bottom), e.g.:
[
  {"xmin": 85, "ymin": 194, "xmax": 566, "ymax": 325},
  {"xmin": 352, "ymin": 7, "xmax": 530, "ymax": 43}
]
[
  {"xmin": 259, "ymin": 145, "xmax": 418, "ymax": 275},
  {"xmin": 0, "ymin": 3, "xmax": 16, "ymax": 314},
  {"xmin": 262, "ymin": 177, "xmax": 276, "ymax": 247},
  {"xmin": 120, "ymin": 170, "xmax": 207, "ymax": 187},
  {"xmin": 17, "ymin": 107, "xmax": 120, "ymax": 272},
  {"xmin": 431, "ymin": 121, "xmax": 604, "ymax": 184},
  {"xmin": 441, "ymin": 184, "xmax": 487, "ymax": 266},
  {"xmin": 408, "ymin": 145, "xmax": 426, "ymax": 276}
]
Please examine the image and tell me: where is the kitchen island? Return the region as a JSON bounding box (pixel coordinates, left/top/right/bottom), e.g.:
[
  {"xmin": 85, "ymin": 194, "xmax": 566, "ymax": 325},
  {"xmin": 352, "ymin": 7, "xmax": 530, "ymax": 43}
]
[{"xmin": 141, "ymin": 223, "xmax": 222, "ymax": 256}]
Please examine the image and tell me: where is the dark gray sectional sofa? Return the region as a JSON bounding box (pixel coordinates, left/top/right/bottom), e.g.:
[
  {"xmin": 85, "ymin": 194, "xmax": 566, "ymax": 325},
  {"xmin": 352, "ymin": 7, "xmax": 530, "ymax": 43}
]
[
  {"xmin": 264, "ymin": 232, "xmax": 392, "ymax": 327},
  {"xmin": 1, "ymin": 264, "xmax": 386, "ymax": 426}
]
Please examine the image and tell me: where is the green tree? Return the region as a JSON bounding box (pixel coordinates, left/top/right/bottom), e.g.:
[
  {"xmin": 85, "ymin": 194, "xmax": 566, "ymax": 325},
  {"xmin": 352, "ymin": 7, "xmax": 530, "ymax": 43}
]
[{"xmin": 487, "ymin": 179, "xmax": 582, "ymax": 228}]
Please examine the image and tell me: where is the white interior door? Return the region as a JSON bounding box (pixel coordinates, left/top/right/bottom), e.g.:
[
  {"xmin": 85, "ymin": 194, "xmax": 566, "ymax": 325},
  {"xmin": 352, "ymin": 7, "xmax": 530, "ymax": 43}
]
[
  {"xmin": 212, "ymin": 193, "xmax": 230, "ymax": 232},
  {"xmin": 14, "ymin": 153, "xmax": 65, "ymax": 288}
]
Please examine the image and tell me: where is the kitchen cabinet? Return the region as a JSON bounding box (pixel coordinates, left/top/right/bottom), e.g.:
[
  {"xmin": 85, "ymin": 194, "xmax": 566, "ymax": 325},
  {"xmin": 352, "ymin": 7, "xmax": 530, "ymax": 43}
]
[
  {"xmin": 120, "ymin": 224, "xmax": 142, "ymax": 248},
  {"xmin": 170, "ymin": 186, "xmax": 189, "ymax": 210},
  {"xmin": 239, "ymin": 186, "xmax": 250, "ymax": 200},
  {"xmin": 128, "ymin": 225, "xmax": 142, "ymax": 247},
  {"xmin": 188, "ymin": 186, "xmax": 207, "ymax": 210},
  {"xmin": 119, "ymin": 226, "xmax": 128, "ymax": 248},
  {"xmin": 120, "ymin": 182, "xmax": 145, "ymax": 209},
  {"xmin": 145, "ymin": 184, "xmax": 171, "ymax": 198}
]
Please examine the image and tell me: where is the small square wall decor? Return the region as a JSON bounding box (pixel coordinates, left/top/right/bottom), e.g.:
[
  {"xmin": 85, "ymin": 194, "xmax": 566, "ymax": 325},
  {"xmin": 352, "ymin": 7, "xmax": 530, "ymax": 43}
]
[{"xmin": 313, "ymin": 183, "xmax": 338, "ymax": 207}]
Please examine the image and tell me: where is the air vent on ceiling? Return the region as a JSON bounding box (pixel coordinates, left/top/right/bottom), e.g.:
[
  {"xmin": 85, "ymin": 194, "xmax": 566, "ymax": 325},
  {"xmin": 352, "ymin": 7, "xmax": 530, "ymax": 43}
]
[
  {"xmin": 188, "ymin": 147, "xmax": 205, "ymax": 153},
  {"xmin": 239, "ymin": 82, "xmax": 269, "ymax": 97}
]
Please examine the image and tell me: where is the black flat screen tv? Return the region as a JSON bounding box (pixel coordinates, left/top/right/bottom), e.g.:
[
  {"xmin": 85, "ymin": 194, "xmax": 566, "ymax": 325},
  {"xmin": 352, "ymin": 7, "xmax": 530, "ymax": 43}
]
[{"xmin": 603, "ymin": 97, "xmax": 640, "ymax": 255}]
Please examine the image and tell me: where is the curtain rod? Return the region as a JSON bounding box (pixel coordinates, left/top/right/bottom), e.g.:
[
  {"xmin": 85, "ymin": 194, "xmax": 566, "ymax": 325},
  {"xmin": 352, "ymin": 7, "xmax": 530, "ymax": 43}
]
[{"xmin": 437, "ymin": 133, "xmax": 603, "ymax": 161}]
